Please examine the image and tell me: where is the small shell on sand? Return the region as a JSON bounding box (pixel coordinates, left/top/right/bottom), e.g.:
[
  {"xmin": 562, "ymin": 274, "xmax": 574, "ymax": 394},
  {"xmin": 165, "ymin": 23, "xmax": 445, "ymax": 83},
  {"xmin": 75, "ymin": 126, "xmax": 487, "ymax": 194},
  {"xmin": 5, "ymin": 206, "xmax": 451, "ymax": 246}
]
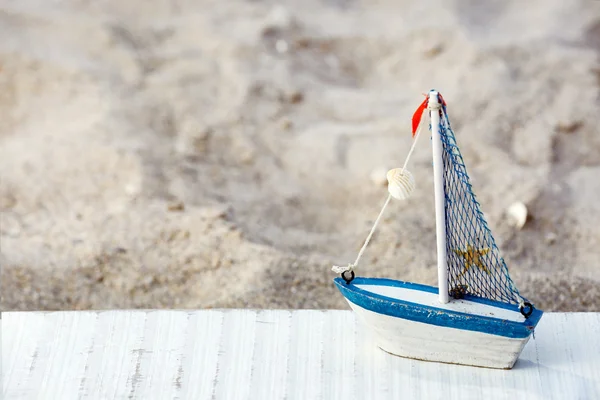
[
  {"xmin": 545, "ymin": 232, "xmax": 557, "ymax": 244},
  {"xmin": 507, "ymin": 201, "xmax": 528, "ymax": 229},
  {"xmin": 387, "ymin": 168, "xmax": 415, "ymax": 200}
]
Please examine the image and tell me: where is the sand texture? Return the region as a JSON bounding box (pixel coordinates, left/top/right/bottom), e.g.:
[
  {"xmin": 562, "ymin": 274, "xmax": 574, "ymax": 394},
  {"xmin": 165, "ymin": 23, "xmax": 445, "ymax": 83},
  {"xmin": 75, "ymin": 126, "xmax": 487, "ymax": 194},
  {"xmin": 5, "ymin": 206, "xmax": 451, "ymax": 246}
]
[{"xmin": 1, "ymin": 0, "xmax": 600, "ymax": 311}]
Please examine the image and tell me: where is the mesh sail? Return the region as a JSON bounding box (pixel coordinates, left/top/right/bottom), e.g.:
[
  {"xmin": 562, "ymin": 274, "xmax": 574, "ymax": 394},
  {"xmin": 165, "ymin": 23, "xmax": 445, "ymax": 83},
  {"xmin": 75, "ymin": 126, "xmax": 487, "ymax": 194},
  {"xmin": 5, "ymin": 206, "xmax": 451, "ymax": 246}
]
[{"xmin": 437, "ymin": 108, "xmax": 525, "ymax": 305}]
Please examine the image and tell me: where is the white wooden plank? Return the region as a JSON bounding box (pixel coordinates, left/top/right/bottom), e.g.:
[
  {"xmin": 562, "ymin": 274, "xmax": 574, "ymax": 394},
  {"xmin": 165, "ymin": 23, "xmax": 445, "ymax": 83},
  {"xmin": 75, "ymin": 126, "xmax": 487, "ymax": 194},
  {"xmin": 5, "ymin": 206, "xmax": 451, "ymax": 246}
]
[
  {"xmin": 212, "ymin": 310, "xmax": 257, "ymax": 400},
  {"xmin": 534, "ymin": 313, "xmax": 600, "ymax": 399},
  {"xmin": 321, "ymin": 311, "xmax": 355, "ymax": 400},
  {"xmin": 355, "ymin": 317, "xmax": 390, "ymax": 399},
  {"xmin": 2, "ymin": 312, "xmax": 47, "ymax": 398},
  {"xmin": 248, "ymin": 310, "xmax": 291, "ymax": 400},
  {"xmin": 286, "ymin": 310, "xmax": 326, "ymax": 400},
  {"xmin": 40, "ymin": 312, "xmax": 98, "ymax": 398},
  {"xmin": 134, "ymin": 311, "xmax": 189, "ymax": 399},
  {"xmin": 2, "ymin": 311, "xmax": 600, "ymax": 400},
  {"xmin": 86, "ymin": 311, "xmax": 149, "ymax": 399},
  {"xmin": 180, "ymin": 310, "xmax": 223, "ymax": 400}
]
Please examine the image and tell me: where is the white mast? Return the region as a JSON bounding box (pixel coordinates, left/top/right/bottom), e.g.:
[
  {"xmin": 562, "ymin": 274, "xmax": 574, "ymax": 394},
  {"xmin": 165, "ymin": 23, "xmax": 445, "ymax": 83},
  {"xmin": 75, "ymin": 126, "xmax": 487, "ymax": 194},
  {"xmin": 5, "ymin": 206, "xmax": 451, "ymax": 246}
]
[{"xmin": 429, "ymin": 91, "xmax": 449, "ymax": 304}]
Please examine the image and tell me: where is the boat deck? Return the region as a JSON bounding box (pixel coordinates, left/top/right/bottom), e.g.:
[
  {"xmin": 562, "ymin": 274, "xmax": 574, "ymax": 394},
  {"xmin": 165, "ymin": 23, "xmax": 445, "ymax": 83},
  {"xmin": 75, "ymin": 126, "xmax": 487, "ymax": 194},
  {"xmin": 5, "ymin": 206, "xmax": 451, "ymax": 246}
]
[
  {"xmin": 356, "ymin": 283, "xmax": 524, "ymax": 322},
  {"xmin": 3, "ymin": 310, "xmax": 599, "ymax": 399}
]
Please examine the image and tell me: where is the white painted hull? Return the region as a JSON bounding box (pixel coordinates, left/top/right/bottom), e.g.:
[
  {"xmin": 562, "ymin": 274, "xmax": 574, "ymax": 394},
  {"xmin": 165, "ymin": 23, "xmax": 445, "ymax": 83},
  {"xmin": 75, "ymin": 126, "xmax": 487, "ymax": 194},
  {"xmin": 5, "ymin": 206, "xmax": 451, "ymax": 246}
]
[
  {"xmin": 347, "ymin": 300, "xmax": 530, "ymax": 369},
  {"xmin": 334, "ymin": 277, "xmax": 543, "ymax": 369}
]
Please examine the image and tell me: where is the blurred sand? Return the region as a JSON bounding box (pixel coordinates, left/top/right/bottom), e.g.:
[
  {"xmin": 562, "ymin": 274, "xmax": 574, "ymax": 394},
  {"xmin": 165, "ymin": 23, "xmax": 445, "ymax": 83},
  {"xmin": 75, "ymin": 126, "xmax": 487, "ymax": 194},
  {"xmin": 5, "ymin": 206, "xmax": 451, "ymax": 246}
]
[{"xmin": 1, "ymin": 0, "xmax": 600, "ymax": 311}]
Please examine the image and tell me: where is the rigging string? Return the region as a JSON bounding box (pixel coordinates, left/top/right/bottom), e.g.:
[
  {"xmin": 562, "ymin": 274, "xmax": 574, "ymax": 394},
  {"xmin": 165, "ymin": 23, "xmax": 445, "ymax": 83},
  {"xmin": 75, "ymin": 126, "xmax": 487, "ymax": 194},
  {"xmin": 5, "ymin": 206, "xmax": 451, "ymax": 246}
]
[{"xmin": 332, "ymin": 117, "xmax": 425, "ymax": 283}]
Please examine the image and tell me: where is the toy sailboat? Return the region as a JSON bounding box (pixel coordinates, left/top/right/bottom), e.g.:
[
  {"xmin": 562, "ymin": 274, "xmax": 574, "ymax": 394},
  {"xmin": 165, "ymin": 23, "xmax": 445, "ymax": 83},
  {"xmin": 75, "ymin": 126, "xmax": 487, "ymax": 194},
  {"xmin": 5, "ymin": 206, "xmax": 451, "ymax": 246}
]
[{"xmin": 332, "ymin": 90, "xmax": 543, "ymax": 369}]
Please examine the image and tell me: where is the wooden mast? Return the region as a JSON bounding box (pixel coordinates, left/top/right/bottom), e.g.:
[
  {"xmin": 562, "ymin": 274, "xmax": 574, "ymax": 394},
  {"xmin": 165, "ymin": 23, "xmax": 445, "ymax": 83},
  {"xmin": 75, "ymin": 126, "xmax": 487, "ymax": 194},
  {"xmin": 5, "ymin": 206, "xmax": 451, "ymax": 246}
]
[{"xmin": 429, "ymin": 90, "xmax": 449, "ymax": 304}]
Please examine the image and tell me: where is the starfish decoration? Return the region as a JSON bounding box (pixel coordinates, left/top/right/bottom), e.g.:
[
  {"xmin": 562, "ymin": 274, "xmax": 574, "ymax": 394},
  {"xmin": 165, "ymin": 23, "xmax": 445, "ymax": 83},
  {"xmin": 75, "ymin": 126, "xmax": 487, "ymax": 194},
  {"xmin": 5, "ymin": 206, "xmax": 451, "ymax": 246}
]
[{"xmin": 453, "ymin": 245, "xmax": 491, "ymax": 278}]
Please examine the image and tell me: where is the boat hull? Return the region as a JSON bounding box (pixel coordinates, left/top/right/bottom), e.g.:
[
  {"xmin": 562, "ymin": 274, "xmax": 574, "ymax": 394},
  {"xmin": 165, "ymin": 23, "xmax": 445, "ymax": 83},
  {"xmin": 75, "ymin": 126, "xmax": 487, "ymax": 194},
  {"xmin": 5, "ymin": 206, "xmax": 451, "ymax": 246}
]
[{"xmin": 334, "ymin": 277, "xmax": 543, "ymax": 369}]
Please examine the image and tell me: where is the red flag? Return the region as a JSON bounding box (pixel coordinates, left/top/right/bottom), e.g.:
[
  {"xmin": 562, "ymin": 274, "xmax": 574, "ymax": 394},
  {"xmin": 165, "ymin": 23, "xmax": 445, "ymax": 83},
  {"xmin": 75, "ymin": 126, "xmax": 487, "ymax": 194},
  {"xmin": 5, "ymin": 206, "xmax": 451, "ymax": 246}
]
[{"xmin": 411, "ymin": 97, "xmax": 428, "ymax": 137}]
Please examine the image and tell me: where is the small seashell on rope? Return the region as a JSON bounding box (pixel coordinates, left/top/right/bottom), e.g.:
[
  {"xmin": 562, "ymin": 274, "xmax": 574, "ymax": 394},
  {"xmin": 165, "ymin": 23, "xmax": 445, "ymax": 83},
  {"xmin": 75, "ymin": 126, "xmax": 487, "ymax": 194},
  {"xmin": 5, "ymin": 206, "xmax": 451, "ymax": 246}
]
[{"xmin": 387, "ymin": 168, "xmax": 415, "ymax": 200}]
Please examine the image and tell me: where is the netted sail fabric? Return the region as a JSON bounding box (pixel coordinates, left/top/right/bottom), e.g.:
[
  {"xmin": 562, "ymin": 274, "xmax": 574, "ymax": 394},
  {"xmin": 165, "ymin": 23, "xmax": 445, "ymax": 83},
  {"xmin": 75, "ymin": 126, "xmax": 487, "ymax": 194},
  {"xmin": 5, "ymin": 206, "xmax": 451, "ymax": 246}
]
[{"xmin": 437, "ymin": 108, "xmax": 525, "ymax": 306}]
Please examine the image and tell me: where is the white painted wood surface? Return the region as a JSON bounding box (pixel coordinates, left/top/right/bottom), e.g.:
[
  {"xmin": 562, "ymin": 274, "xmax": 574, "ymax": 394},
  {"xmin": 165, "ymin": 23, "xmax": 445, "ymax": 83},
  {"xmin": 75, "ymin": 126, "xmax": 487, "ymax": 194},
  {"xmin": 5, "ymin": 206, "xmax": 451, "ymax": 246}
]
[{"xmin": 2, "ymin": 310, "xmax": 599, "ymax": 399}]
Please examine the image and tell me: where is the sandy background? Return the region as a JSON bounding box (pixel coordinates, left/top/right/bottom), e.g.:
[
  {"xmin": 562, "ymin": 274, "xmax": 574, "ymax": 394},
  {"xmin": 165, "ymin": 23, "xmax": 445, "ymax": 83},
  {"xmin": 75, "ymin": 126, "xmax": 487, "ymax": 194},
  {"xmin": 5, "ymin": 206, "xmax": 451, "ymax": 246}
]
[{"xmin": 1, "ymin": 0, "xmax": 599, "ymax": 311}]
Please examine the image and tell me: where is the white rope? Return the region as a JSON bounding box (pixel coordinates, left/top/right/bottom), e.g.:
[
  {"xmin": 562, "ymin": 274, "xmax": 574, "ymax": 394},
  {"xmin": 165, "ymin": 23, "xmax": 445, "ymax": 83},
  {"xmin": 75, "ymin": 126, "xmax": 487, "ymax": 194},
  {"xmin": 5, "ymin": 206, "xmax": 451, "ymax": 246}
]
[
  {"xmin": 354, "ymin": 194, "xmax": 391, "ymax": 266},
  {"xmin": 332, "ymin": 118, "xmax": 425, "ymax": 275},
  {"xmin": 402, "ymin": 123, "xmax": 423, "ymax": 171},
  {"xmin": 514, "ymin": 290, "xmax": 526, "ymax": 308}
]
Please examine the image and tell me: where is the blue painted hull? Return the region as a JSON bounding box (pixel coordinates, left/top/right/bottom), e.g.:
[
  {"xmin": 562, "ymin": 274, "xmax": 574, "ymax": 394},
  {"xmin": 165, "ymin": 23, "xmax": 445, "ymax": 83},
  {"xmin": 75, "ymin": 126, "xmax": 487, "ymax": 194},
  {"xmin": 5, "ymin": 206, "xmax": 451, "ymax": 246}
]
[{"xmin": 334, "ymin": 277, "xmax": 543, "ymax": 339}]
